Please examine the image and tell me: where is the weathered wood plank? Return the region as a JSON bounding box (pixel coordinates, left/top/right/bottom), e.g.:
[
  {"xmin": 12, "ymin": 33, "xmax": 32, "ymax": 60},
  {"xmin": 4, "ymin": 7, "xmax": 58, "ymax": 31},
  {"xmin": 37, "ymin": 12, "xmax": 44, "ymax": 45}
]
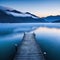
[{"xmin": 14, "ymin": 33, "xmax": 45, "ymax": 60}]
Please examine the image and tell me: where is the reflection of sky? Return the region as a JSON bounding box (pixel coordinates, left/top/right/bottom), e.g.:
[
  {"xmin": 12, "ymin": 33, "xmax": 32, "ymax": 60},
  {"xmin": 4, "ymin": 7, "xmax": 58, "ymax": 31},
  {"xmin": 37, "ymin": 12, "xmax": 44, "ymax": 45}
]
[
  {"xmin": 34, "ymin": 27, "xmax": 60, "ymax": 34},
  {"xmin": 32, "ymin": 27, "xmax": 60, "ymax": 46},
  {"xmin": 0, "ymin": 0, "xmax": 60, "ymax": 17},
  {"xmin": 34, "ymin": 27, "xmax": 60, "ymax": 60},
  {"xmin": 34, "ymin": 27, "xmax": 60, "ymax": 41}
]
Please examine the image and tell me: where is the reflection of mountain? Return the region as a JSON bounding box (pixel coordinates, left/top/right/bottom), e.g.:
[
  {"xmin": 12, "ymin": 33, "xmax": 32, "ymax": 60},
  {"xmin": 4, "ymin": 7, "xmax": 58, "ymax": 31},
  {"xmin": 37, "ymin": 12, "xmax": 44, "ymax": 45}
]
[
  {"xmin": 43, "ymin": 15, "xmax": 60, "ymax": 23},
  {"xmin": 0, "ymin": 6, "xmax": 45, "ymax": 23}
]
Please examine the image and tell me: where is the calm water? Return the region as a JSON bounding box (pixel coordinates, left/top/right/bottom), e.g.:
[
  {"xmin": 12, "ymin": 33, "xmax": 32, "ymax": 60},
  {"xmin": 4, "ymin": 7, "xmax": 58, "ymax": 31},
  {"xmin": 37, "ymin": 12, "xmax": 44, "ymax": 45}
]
[{"xmin": 0, "ymin": 23, "xmax": 60, "ymax": 60}]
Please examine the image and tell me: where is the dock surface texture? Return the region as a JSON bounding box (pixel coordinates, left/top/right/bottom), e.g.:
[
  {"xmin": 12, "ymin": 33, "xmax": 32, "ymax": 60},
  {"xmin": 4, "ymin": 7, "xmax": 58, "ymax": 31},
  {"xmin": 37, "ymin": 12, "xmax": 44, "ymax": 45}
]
[{"xmin": 14, "ymin": 33, "xmax": 45, "ymax": 60}]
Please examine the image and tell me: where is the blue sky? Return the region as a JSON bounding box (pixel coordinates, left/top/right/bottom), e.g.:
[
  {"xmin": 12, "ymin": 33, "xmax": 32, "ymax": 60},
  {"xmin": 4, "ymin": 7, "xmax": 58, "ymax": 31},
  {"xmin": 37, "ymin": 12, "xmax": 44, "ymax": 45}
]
[{"xmin": 0, "ymin": 0, "xmax": 60, "ymax": 17}]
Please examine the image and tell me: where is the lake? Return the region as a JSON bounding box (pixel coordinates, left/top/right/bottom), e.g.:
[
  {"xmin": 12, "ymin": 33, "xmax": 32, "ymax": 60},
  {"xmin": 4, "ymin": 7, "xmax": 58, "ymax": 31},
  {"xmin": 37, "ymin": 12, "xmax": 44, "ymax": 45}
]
[{"xmin": 0, "ymin": 23, "xmax": 60, "ymax": 60}]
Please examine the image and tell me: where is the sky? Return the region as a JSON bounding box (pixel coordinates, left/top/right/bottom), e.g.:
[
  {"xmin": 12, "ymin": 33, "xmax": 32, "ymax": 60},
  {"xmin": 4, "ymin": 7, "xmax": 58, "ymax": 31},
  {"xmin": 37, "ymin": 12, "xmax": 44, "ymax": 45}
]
[{"xmin": 0, "ymin": 0, "xmax": 60, "ymax": 17}]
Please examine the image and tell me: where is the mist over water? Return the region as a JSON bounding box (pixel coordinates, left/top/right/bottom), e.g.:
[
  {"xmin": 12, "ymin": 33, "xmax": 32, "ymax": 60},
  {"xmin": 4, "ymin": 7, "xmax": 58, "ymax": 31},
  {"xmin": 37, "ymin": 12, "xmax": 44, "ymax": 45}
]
[{"xmin": 0, "ymin": 23, "xmax": 60, "ymax": 60}]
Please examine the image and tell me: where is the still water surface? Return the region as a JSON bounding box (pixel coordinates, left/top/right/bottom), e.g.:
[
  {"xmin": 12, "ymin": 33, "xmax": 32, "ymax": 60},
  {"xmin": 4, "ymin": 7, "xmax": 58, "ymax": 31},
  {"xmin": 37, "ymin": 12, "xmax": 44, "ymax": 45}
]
[{"xmin": 0, "ymin": 23, "xmax": 60, "ymax": 60}]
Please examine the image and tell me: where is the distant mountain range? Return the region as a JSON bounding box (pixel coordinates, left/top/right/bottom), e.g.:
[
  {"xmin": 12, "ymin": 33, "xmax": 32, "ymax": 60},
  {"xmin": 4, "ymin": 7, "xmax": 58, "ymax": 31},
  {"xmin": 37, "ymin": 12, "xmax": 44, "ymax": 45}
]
[
  {"xmin": 0, "ymin": 6, "xmax": 60, "ymax": 23},
  {"xmin": 43, "ymin": 15, "xmax": 60, "ymax": 22}
]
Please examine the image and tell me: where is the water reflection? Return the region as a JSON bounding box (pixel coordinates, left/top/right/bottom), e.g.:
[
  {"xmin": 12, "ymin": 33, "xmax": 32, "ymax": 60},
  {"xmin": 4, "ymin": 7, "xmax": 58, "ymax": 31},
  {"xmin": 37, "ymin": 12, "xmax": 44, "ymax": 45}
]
[
  {"xmin": 0, "ymin": 23, "xmax": 60, "ymax": 60},
  {"xmin": 32, "ymin": 27, "xmax": 60, "ymax": 60}
]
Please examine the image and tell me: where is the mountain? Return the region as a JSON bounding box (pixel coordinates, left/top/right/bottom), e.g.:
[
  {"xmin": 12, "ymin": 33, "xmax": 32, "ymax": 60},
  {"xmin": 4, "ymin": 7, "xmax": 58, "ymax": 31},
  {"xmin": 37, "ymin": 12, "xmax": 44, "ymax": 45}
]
[
  {"xmin": 43, "ymin": 15, "xmax": 60, "ymax": 22},
  {"xmin": 0, "ymin": 6, "xmax": 45, "ymax": 23}
]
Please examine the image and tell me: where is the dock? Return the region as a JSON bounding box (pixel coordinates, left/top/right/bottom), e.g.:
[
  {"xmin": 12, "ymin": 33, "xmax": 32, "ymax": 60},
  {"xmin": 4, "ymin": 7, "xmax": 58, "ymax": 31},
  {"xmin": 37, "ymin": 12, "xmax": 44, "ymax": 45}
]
[{"xmin": 14, "ymin": 32, "xmax": 45, "ymax": 60}]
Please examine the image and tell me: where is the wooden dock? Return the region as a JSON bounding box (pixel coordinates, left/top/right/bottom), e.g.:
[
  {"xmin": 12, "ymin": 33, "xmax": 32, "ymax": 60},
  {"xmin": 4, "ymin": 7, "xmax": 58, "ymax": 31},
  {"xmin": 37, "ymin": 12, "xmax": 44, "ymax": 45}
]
[{"xmin": 14, "ymin": 32, "xmax": 45, "ymax": 60}]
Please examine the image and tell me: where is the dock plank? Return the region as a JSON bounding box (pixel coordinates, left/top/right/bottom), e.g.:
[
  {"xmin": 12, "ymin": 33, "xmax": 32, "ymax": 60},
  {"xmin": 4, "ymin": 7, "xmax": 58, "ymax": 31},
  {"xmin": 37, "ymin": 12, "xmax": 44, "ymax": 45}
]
[{"xmin": 14, "ymin": 33, "xmax": 45, "ymax": 60}]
